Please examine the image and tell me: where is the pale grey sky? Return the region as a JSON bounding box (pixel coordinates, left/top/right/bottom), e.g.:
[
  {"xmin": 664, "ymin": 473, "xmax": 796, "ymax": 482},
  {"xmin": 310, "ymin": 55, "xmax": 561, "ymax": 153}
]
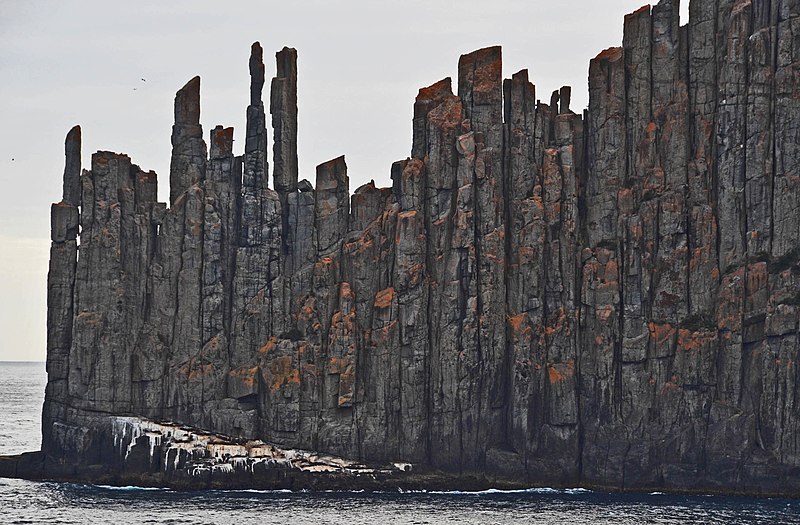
[{"xmin": 0, "ymin": 0, "xmax": 688, "ymax": 361}]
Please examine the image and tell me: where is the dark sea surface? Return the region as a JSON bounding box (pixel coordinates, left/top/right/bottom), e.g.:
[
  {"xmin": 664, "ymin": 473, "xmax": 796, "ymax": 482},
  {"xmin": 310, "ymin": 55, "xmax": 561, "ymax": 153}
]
[{"xmin": 3, "ymin": 362, "xmax": 800, "ymax": 524}]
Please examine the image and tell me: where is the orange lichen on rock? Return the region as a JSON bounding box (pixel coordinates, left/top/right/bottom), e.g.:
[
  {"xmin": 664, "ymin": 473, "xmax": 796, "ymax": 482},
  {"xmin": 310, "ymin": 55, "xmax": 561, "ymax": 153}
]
[
  {"xmin": 205, "ymin": 334, "xmax": 224, "ymax": 352},
  {"xmin": 267, "ymin": 356, "xmax": 300, "ymax": 392},
  {"xmin": 371, "ymin": 320, "xmax": 398, "ymax": 345},
  {"xmin": 625, "ymin": 4, "xmax": 651, "ymax": 19},
  {"xmin": 229, "ymin": 366, "xmax": 259, "ymax": 387},
  {"xmin": 327, "ymin": 356, "xmax": 351, "ymax": 375},
  {"xmin": 338, "ymin": 364, "xmax": 355, "ymax": 407},
  {"xmin": 594, "ymin": 46, "xmax": 623, "ymax": 62},
  {"xmin": 417, "ymin": 77, "xmax": 452, "ymax": 101},
  {"xmin": 597, "ymin": 305, "xmax": 615, "ymax": 322},
  {"xmin": 677, "ymin": 329, "xmax": 715, "ymax": 352},
  {"xmin": 427, "ymin": 97, "xmax": 463, "ymax": 131},
  {"xmin": 315, "ymin": 256, "xmax": 334, "ymax": 269},
  {"xmin": 508, "ymin": 313, "xmax": 529, "ymax": 334},
  {"xmin": 545, "ymin": 307, "xmax": 568, "ymax": 337},
  {"xmin": 344, "ymin": 235, "xmax": 375, "ymax": 255},
  {"xmin": 374, "ymin": 287, "xmax": 396, "ymax": 309},
  {"xmin": 648, "ymin": 322, "xmax": 676, "ymax": 345},
  {"xmin": 467, "ymin": 47, "xmax": 502, "ymax": 94},
  {"xmin": 548, "ymin": 361, "xmax": 575, "ymax": 384},
  {"xmin": 258, "ymin": 336, "xmax": 278, "ymax": 355}
]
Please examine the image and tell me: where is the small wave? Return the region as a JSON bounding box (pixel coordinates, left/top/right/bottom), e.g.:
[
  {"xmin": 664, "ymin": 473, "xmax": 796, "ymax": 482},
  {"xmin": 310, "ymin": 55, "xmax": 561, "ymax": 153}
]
[
  {"xmin": 217, "ymin": 489, "xmax": 294, "ymax": 494},
  {"xmin": 93, "ymin": 484, "xmax": 171, "ymax": 491},
  {"xmin": 564, "ymin": 488, "xmax": 592, "ymax": 494},
  {"xmin": 420, "ymin": 487, "xmax": 592, "ymax": 496},
  {"xmin": 54, "ymin": 483, "xmax": 596, "ymax": 496}
]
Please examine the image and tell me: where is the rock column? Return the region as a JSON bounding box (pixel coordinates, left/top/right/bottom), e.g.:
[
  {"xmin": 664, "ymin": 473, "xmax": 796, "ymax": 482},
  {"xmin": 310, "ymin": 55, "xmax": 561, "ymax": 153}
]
[{"xmin": 42, "ymin": 126, "xmax": 81, "ymax": 454}]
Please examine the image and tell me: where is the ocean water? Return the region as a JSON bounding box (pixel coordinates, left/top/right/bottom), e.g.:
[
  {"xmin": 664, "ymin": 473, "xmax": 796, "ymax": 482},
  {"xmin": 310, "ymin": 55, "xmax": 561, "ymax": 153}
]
[{"xmin": 3, "ymin": 362, "xmax": 800, "ymax": 524}]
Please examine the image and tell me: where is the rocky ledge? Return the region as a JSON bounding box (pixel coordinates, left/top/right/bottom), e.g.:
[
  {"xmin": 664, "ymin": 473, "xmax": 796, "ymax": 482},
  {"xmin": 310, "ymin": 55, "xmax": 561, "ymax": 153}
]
[{"xmin": 2, "ymin": 417, "xmax": 424, "ymax": 490}]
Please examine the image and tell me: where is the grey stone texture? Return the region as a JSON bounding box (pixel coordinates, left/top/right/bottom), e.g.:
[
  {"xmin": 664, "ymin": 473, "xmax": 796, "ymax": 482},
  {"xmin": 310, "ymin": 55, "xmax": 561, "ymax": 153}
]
[{"xmin": 41, "ymin": 1, "xmax": 800, "ymax": 494}]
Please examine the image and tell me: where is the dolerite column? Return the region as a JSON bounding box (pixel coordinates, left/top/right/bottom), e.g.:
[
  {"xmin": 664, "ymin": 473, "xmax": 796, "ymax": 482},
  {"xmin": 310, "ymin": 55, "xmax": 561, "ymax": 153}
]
[
  {"xmin": 455, "ymin": 46, "xmax": 507, "ymax": 470},
  {"xmin": 648, "ymin": 0, "xmax": 690, "ymax": 333},
  {"xmin": 198, "ymin": 126, "xmax": 239, "ymax": 427},
  {"xmin": 271, "ymin": 47, "xmax": 298, "ymax": 197},
  {"xmin": 580, "ymin": 45, "xmax": 625, "ymax": 485},
  {"xmin": 270, "ymin": 47, "xmax": 299, "ymax": 336},
  {"xmin": 619, "ymin": 6, "xmax": 652, "ymax": 373},
  {"xmin": 503, "ymin": 69, "xmax": 582, "ymax": 482},
  {"xmin": 42, "ymin": 126, "xmax": 81, "ymax": 455},
  {"xmin": 232, "ymin": 41, "xmax": 282, "ymax": 369},
  {"xmin": 343, "ymin": 179, "xmax": 396, "ymax": 461},
  {"xmin": 391, "ymin": 157, "xmax": 429, "ymax": 463},
  {"xmin": 231, "ymin": 43, "xmax": 285, "ymax": 438},
  {"xmin": 169, "ymin": 77, "xmax": 206, "ymax": 206},
  {"xmin": 413, "ymin": 77, "xmax": 464, "ymax": 470},
  {"xmin": 773, "ymin": 0, "xmax": 800, "ymax": 259},
  {"xmin": 762, "ymin": 0, "xmax": 800, "ymax": 480},
  {"xmin": 503, "ymin": 69, "xmax": 545, "ymax": 474},
  {"xmin": 416, "ymin": 78, "xmax": 465, "ymax": 471},
  {"xmin": 313, "ymin": 156, "xmax": 353, "ymax": 456},
  {"xmin": 638, "ymin": 0, "xmax": 694, "ymax": 488},
  {"xmin": 127, "ymin": 166, "xmax": 166, "ymax": 420},
  {"xmin": 269, "ymin": 45, "xmax": 309, "ymax": 345},
  {"xmin": 716, "ymin": 1, "xmax": 749, "ymax": 272},
  {"xmin": 204, "ymin": 126, "xmax": 237, "ymax": 345},
  {"xmin": 538, "ymin": 97, "xmax": 583, "ymax": 481},
  {"xmin": 163, "ymin": 76, "xmax": 209, "ymax": 424},
  {"xmin": 713, "ymin": 0, "xmax": 749, "ymax": 413},
  {"xmin": 382, "ymin": 78, "xmax": 461, "ymax": 465},
  {"xmin": 686, "ymin": 0, "xmax": 720, "ymax": 333}
]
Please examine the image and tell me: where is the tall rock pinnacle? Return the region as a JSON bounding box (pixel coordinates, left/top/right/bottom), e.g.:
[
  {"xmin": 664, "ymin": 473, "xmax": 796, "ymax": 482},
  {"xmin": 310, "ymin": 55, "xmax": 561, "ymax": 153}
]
[
  {"xmin": 271, "ymin": 46, "xmax": 299, "ymax": 195},
  {"xmin": 169, "ymin": 76, "xmax": 206, "ymax": 205},
  {"xmin": 244, "ymin": 42, "xmax": 268, "ymax": 193},
  {"xmin": 42, "ymin": 125, "xmax": 81, "ymax": 454},
  {"xmin": 249, "ymin": 41, "xmax": 265, "ymax": 107},
  {"xmin": 62, "ymin": 125, "xmax": 81, "ymax": 207}
]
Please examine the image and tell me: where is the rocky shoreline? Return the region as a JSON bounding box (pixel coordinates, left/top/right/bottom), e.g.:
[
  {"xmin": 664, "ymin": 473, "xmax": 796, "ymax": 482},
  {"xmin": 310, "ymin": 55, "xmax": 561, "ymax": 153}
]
[
  {"xmin": 1, "ymin": 416, "xmax": 420, "ymax": 492},
  {"xmin": 4, "ymin": 451, "xmax": 800, "ymax": 498},
  {"xmin": 2, "ymin": 415, "xmax": 800, "ymax": 497}
]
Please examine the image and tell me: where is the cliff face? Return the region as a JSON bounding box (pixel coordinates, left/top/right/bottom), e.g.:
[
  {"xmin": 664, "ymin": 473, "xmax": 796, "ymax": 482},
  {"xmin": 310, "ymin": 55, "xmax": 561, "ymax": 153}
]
[{"xmin": 41, "ymin": 0, "xmax": 800, "ymax": 494}]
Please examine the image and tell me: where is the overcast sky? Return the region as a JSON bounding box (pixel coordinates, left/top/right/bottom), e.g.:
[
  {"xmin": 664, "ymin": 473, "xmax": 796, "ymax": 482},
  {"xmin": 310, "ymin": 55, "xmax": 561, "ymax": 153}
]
[{"xmin": 0, "ymin": 0, "xmax": 688, "ymax": 361}]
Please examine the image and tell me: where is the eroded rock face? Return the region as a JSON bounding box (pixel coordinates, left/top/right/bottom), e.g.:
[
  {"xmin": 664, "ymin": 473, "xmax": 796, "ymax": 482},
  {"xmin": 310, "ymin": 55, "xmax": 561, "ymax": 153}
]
[{"xmin": 40, "ymin": 0, "xmax": 800, "ymax": 494}]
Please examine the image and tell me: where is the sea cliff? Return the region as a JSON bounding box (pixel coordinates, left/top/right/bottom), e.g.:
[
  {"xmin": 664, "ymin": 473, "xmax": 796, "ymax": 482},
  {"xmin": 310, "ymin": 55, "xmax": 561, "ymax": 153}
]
[{"xmin": 4, "ymin": 0, "xmax": 800, "ymax": 496}]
